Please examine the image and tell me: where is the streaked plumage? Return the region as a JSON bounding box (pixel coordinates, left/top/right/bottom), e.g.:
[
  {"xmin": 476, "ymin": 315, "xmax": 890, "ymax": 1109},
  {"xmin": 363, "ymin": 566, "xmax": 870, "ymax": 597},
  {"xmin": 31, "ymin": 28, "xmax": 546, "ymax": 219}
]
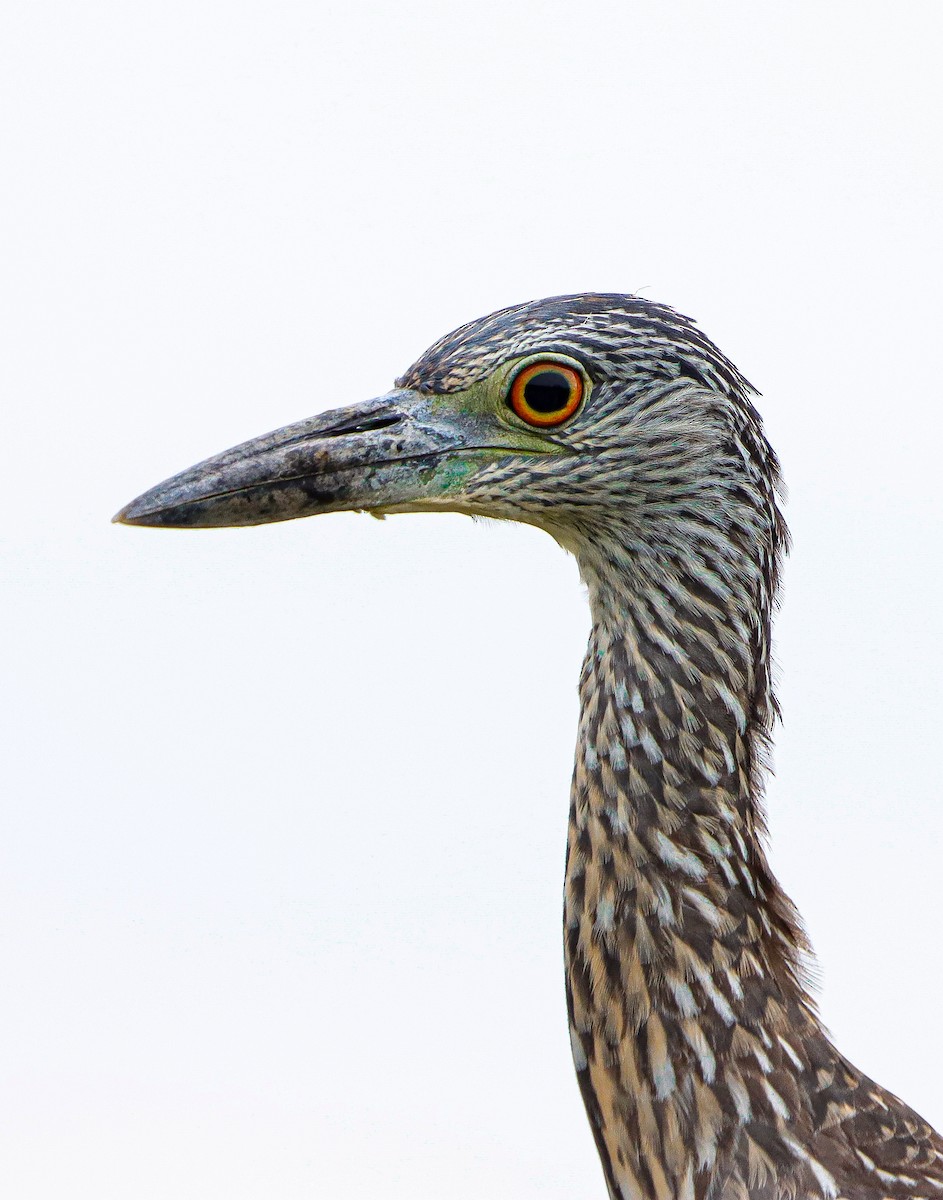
[{"xmin": 117, "ymin": 294, "xmax": 943, "ymax": 1199}]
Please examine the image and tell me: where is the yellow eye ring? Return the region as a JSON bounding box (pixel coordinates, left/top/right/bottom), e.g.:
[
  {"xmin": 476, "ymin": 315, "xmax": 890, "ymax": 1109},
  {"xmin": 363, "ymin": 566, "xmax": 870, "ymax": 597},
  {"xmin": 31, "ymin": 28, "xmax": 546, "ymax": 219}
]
[{"xmin": 508, "ymin": 361, "xmax": 584, "ymax": 428}]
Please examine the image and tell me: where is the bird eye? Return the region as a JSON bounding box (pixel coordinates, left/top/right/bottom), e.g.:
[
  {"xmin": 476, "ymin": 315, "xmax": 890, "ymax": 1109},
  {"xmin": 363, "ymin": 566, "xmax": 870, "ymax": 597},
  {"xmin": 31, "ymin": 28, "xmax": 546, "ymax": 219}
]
[{"xmin": 507, "ymin": 361, "xmax": 583, "ymax": 428}]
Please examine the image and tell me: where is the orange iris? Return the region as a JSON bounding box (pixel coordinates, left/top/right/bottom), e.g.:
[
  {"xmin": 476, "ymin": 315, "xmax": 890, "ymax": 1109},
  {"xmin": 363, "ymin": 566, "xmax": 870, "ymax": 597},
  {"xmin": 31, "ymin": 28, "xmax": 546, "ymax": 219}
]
[{"xmin": 508, "ymin": 361, "xmax": 584, "ymax": 427}]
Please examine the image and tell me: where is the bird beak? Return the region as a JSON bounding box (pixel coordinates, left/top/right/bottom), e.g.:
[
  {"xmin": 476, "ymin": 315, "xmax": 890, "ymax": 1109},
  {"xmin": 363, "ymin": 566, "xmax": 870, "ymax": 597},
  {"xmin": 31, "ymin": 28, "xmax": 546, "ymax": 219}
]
[{"xmin": 114, "ymin": 388, "xmax": 525, "ymax": 528}]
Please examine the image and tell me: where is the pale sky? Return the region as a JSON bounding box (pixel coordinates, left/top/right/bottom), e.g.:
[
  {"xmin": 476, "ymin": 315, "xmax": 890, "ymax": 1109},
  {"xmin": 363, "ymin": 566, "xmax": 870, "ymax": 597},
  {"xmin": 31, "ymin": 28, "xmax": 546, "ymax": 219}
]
[{"xmin": 3, "ymin": 3, "xmax": 943, "ymax": 1197}]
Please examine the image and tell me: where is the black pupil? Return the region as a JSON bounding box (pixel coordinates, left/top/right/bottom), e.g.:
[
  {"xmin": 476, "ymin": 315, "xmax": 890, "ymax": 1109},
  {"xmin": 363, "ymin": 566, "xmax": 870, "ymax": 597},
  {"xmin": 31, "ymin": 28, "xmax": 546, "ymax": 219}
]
[{"xmin": 523, "ymin": 370, "xmax": 572, "ymax": 413}]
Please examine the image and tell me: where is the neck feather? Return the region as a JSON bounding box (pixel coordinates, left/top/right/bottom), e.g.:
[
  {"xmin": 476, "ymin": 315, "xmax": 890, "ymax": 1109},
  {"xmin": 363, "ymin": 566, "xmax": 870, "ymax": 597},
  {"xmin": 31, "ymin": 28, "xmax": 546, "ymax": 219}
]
[{"xmin": 563, "ymin": 561, "xmax": 828, "ymax": 1198}]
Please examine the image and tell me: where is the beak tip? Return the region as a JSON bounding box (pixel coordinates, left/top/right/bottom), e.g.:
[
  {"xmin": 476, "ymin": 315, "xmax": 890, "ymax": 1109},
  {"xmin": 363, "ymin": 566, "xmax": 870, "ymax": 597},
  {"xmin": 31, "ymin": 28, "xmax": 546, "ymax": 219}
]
[
  {"xmin": 113, "ymin": 502, "xmax": 142, "ymax": 526},
  {"xmin": 113, "ymin": 496, "xmax": 165, "ymax": 526}
]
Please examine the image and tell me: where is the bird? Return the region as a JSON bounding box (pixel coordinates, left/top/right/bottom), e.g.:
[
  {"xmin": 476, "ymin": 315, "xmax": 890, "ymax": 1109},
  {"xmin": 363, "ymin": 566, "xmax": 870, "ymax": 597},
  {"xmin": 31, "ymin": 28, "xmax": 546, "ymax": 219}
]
[{"xmin": 117, "ymin": 293, "xmax": 943, "ymax": 1200}]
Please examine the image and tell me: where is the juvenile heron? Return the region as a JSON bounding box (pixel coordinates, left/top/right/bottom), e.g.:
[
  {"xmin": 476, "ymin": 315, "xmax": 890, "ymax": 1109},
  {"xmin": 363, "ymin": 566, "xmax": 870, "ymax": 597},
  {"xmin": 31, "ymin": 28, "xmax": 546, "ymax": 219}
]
[{"xmin": 118, "ymin": 295, "xmax": 943, "ymax": 1199}]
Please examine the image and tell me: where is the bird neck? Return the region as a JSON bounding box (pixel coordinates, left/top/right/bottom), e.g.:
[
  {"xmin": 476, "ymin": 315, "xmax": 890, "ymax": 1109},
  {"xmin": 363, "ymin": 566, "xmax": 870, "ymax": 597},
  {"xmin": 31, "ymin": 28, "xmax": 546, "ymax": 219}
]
[
  {"xmin": 564, "ymin": 564, "xmax": 822, "ymax": 1196},
  {"xmin": 567, "ymin": 604, "xmax": 806, "ymax": 992}
]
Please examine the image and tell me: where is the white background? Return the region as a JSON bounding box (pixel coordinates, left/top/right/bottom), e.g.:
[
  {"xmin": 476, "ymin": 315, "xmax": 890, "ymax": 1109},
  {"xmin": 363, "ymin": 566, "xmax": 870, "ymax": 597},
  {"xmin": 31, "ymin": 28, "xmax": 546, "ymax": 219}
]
[{"xmin": 3, "ymin": 3, "xmax": 942, "ymax": 1197}]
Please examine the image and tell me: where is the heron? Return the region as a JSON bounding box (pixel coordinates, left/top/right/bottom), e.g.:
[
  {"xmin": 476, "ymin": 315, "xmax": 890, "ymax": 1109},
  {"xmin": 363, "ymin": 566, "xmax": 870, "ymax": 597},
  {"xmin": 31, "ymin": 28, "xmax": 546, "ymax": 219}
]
[{"xmin": 117, "ymin": 294, "xmax": 943, "ymax": 1199}]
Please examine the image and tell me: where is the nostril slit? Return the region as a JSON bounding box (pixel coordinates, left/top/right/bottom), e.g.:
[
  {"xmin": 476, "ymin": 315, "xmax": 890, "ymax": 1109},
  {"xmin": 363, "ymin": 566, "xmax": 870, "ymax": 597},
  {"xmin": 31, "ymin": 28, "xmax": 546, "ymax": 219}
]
[{"xmin": 325, "ymin": 413, "xmax": 403, "ymax": 438}]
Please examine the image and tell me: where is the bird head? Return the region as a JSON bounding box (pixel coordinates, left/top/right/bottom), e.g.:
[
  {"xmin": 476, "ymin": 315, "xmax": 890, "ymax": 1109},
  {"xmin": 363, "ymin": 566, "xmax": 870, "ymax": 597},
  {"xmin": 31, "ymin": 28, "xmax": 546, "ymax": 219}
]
[{"xmin": 116, "ymin": 294, "xmax": 785, "ymax": 634}]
